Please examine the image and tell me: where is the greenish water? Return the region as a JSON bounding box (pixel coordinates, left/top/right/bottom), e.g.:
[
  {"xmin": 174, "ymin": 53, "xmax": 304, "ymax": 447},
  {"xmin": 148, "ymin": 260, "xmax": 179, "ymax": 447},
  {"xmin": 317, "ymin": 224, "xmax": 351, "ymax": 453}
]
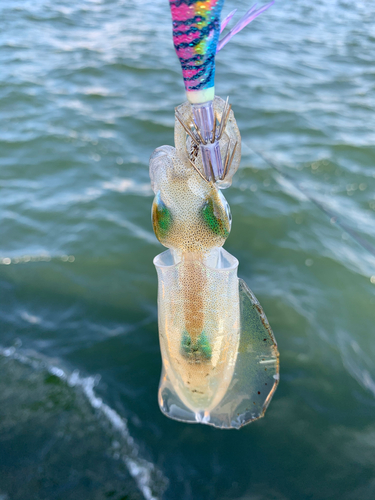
[{"xmin": 1, "ymin": 0, "xmax": 375, "ymax": 499}]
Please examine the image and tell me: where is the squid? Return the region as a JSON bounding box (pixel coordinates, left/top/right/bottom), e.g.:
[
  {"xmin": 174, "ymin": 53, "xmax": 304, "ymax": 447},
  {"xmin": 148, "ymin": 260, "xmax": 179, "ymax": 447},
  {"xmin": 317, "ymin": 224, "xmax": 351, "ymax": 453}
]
[{"xmin": 149, "ymin": 1, "xmax": 278, "ymax": 429}]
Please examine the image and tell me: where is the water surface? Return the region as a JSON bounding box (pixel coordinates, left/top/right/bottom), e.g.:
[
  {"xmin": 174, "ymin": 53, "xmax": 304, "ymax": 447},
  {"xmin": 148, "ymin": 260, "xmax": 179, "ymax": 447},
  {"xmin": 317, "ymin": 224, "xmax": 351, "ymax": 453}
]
[{"xmin": 1, "ymin": 1, "xmax": 375, "ymax": 499}]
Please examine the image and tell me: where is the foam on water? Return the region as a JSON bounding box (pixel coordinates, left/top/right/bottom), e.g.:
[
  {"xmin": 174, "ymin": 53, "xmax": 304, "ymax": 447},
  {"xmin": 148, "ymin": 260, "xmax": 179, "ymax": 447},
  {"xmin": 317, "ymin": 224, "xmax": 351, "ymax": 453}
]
[{"xmin": 0, "ymin": 345, "xmax": 167, "ymax": 500}]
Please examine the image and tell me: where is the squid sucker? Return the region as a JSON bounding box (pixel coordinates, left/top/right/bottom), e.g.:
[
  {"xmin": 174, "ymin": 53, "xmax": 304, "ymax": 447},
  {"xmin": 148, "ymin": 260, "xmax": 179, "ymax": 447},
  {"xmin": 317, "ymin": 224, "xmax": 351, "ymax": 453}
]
[{"xmin": 150, "ymin": 97, "xmax": 279, "ymax": 429}]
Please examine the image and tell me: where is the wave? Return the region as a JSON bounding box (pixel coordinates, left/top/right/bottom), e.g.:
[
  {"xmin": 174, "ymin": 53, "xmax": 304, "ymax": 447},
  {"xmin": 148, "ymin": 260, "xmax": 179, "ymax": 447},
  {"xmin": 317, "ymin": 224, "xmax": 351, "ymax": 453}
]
[{"xmin": 0, "ymin": 345, "xmax": 168, "ymax": 500}]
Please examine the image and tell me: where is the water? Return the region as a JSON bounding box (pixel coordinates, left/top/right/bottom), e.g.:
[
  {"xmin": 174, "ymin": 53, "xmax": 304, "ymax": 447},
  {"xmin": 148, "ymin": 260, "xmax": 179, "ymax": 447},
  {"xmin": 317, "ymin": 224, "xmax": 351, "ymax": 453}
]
[{"xmin": 1, "ymin": 0, "xmax": 375, "ymax": 498}]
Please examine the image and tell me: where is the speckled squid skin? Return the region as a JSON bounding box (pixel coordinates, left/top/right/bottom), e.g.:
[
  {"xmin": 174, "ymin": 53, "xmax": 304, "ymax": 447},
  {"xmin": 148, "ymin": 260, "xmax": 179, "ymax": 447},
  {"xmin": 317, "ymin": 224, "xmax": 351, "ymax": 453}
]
[
  {"xmin": 154, "ymin": 248, "xmax": 241, "ymax": 414},
  {"xmin": 150, "ymin": 96, "xmax": 242, "ymax": 413}
]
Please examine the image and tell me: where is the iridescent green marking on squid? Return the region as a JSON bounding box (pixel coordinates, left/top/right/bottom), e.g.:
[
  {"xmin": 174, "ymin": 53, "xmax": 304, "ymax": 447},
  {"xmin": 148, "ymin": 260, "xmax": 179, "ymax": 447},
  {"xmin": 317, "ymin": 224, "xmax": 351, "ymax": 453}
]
[
  {"xmin": 152, "ymin": 191, "xmax": 173, "ymax": 241},
  {"xmin": 180, "ymin": 330, "xmax": 212, "ymax": 361},
  {"xmin": 201, "ymin": 196, "xmax": 230, "ymax": 238},
  {"xmin": 196, "ymin": 331, "xmax": 212, "ymax": 359},
  {"xmin": 181, "ymin": 330, "xmax": 192, "ymax": 357}
]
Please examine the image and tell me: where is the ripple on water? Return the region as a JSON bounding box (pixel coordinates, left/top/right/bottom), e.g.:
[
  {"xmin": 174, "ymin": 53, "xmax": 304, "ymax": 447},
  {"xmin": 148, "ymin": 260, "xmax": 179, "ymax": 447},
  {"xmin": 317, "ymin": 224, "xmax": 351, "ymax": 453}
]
[{"xmin": 0, "ymin": 346, "xmax": 168, "ymax": 500}]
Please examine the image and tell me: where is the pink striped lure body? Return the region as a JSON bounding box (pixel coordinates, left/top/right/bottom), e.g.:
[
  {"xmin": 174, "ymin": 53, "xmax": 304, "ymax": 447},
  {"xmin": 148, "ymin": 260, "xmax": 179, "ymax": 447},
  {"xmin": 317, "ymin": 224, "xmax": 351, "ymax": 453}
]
[
  {"xmin": 169, "ymin": 0, "xmax": 224, "ymax": 96},
  {"xmin": 169, "ymin": 1, "xmax": 275, "ymax": 102}
]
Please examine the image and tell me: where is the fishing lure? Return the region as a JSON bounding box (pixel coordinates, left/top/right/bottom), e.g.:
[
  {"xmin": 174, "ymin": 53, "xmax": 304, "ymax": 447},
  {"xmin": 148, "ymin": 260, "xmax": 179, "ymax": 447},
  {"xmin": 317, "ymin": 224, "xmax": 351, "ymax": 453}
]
[{"xmin": 149, "ymin": 1, "xmax": 279, "ymax": 429}]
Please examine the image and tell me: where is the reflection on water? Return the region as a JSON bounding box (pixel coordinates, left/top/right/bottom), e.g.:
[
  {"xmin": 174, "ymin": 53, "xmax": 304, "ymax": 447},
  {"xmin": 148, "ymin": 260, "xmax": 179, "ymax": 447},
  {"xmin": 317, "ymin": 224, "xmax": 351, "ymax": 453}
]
[{"xmin": 1, "ymin": 0, "xmax": 375, "ymax": 499}]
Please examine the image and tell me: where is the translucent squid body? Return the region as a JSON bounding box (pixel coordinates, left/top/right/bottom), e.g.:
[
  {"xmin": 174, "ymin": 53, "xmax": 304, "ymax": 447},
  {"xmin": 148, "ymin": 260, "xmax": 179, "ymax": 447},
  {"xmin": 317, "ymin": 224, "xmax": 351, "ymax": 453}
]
[{"xmin": 150, "ymin": 97, "xmax": 279, "ymax": 428}]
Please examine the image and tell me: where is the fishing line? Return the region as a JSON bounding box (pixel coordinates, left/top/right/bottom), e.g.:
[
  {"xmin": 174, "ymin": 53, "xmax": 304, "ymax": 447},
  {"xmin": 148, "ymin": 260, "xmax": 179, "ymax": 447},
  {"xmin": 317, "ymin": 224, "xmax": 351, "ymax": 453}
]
[{"xmin": 244, "ymin": 143, "xmax": 375, "ymax": 259}]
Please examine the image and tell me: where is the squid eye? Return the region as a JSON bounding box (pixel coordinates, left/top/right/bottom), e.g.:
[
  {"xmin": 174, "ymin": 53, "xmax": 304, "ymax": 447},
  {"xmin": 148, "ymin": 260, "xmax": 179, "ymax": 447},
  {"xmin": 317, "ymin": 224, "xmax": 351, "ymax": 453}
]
[
  {"xmin": 152, "ymin": 191, "xmax": 173, "ymax": 242},
  {"xmin": 201, "ymin": 195, "xmax": 231, "ymax": 239}
]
